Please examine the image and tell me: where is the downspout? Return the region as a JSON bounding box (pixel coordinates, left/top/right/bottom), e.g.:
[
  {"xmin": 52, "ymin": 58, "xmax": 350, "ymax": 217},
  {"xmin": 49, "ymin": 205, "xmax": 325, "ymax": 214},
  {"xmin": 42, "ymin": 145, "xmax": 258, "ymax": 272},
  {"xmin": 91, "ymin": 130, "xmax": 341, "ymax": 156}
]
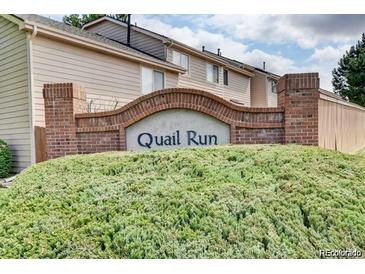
[
  {"xmin": 166, "ymin": 39, "xmax": 174, "ymax": 48},
  {"xmin": 26, "ymin": 24, "xmax": 37, "ymax": 164},
  {"xmin": 165, "ymin": 39, "xmax": 175, "ymax": 61},
  {"xmin": 31, "ymin": 25, "xmax": 38, "ymax": 39},
  {"xmin": 165, "ymin": 40, "xmax": 177, "ymax": 82}
]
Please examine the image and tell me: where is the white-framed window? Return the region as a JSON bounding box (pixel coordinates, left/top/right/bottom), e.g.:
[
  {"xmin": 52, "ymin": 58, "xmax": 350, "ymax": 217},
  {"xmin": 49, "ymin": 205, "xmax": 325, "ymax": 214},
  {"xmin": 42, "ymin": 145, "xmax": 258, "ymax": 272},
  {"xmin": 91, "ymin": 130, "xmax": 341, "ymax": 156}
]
[
  {"xmin": 207, "ymin": 63, "xmax": 219, "ymax": 83},
  {"xmin": 223, "ymin": 69, "xmax": 229, "ymax": 86},
  {"xmin": 172, "ymin": 50, "xmax": 189, "ymax": 72},
  {"xmin": 141, "ymin": 67, "xmax": 165, "ymax": 94},
  {"xmin": 271, "ymin": 80, "xmax": 277, "ymax": 93}
]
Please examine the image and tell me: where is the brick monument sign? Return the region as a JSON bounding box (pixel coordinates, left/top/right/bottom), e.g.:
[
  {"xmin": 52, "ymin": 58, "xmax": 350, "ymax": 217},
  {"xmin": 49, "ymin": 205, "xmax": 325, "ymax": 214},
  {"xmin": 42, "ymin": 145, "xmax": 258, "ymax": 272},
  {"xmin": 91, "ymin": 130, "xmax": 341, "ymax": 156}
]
[{"xmin": 43, "ymin": 73, "xmax": 320, "ymax": 159}]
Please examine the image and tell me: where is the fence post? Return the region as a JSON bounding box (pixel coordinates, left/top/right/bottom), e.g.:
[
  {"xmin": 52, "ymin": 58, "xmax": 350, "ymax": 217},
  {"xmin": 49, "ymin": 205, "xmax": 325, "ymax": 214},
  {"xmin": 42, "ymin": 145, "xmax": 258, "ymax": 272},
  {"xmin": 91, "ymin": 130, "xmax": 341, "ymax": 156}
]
[
  {"xmin": 43, "ymin": 83, "xmax": 86, "ymax": 159},
  {"xmin": 277, "ymin": 73, "xmax": 320, "ymax": 145}
]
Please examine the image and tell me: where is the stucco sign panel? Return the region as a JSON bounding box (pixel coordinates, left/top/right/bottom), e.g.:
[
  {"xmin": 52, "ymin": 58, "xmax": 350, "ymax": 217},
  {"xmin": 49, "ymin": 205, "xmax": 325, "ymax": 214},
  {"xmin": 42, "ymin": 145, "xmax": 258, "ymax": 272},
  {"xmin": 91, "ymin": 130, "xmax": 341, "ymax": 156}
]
[{"xmin": 126, "ymin": 109, "xmax": 230, "ymax": 150}]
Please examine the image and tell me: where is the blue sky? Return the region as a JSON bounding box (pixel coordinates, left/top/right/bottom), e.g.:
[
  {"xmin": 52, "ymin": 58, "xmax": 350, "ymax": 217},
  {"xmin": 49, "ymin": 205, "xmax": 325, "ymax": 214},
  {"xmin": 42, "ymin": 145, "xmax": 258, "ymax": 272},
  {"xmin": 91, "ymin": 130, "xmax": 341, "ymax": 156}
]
[{"xmin": 45, "ymin": 14, "xmax": 365, "ymax": 90}]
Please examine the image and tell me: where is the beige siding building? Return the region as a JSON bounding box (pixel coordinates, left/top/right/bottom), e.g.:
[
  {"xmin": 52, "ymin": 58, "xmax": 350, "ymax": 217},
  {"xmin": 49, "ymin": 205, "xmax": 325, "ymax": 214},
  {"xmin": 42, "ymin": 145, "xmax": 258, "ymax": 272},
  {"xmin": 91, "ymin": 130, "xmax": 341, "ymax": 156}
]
[
  {"xmin": 0, "ymin": 14, "xmax": 278, "ymax": 171},
  {"xmin": 0, "ymin": 14, "xmax": 184, "ymax": 170},
  {"xmin": 0, "ymin": 16, "xmax": 31, "ymax": 170},
  {"xmin": 83, "ymin": 17, "xmax": 255, "ymax": 106},
  {"xmin": 251, "ymin": 70, "xmax": 279, "ymax": 107},
  {"xmin": 166, "ymin": 48, "xmax": 251, "ymax": 106}
]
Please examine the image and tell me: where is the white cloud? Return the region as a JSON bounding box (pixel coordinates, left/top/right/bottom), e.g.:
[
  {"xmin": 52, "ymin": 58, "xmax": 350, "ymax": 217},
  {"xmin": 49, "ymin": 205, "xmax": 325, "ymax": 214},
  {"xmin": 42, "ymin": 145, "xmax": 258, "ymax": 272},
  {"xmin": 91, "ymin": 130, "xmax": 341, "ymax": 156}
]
[
  {"xmin": 305, "ymin": 45, "xmax": 350, "ymax": 90},
  {"xmin": 241, "ymin": 49, "xmax": 297, "ymax": 73},
  {"xmin": 241, "ymin": 48, "xmax": 340, "ymax": 91},
  {"xmin": 310, "ymin": 45, "xmax": 349, "ymax": 62},
  {"xmin": 200, "ymin": 15, "xmax": 365, "ymax": 49}
]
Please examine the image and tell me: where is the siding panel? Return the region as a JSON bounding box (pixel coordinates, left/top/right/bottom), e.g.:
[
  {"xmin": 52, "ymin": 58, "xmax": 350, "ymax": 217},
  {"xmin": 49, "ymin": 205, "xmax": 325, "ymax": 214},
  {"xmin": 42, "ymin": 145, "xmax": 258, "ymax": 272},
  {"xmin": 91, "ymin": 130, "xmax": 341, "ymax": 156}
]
[
  {"xmin": 250, "ymin": 71, "xmax": 267, "ymax": 107},
  {"xmin": 0, "ymin": 18, "xmax": 31, "ymax": 171}
]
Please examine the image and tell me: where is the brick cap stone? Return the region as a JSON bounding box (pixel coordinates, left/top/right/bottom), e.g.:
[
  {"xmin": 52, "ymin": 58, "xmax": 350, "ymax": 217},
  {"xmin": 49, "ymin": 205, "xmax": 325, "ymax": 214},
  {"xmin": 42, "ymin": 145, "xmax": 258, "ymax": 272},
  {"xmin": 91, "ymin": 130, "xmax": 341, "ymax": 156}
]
[
  {"xmin": 277, "ymin": 73, "xmax": 320, "ymax": 92},
  {"xmin": 43, "ymin": 83, "xmax": 86, "ymax": 100}
]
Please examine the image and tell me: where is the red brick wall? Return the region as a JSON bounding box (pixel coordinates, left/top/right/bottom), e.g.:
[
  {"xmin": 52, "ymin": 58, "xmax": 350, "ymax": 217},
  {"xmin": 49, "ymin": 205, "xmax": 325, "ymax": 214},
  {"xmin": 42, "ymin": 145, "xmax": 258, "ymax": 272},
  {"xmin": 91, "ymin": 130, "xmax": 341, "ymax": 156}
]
[
  {"xmin": 234, "ymin": 127, "xmax": 284, "ymax": 144},
  {"xmin": 77, "ymin": 131, "xmax": 120, "ymax": 154},
  {"xmin": 43, "ymin": 83, "xmax": 86, "ymax": 159},
  {"xmin": 277, "ymin": 73, "xmax": 319, "ymax": 145},
  {"xmin": 42, "ymin": 74, "xmax": 321, "ymax": 159}
]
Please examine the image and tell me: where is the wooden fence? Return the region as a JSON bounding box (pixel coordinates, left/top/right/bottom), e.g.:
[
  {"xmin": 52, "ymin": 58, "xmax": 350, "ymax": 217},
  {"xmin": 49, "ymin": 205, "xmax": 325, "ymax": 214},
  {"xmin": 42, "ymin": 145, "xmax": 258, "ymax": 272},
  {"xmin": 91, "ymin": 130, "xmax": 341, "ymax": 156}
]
[
  {"xmin": 35, "ymin": 126, "xmax": 47, "ymax": 163},
  {"xmin": 319, "ymin": 90, "xmax": 365, "ymax": 153}
]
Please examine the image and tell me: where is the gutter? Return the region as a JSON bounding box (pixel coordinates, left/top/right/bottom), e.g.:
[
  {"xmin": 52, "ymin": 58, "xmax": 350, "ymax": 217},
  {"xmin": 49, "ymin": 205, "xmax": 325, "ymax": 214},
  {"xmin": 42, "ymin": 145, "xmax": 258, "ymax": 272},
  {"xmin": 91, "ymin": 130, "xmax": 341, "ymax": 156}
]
[
  {"xmin": 252, "ymin": 67, "xmax": 281, "ymax": 80},
  {"xmin": 166, "ymin": 39, "xmax": 174, "ymax": 48},
  {"xmin": 25, "ymin": 26, "xmax": 37, "ymax": 164},
  {"xmin": 20, "ymin": 20, "xmax": 186, "ymax": 74},
  {"xmin": 31, "ymin": 25, "xmax": 37, "ymax": 39}
]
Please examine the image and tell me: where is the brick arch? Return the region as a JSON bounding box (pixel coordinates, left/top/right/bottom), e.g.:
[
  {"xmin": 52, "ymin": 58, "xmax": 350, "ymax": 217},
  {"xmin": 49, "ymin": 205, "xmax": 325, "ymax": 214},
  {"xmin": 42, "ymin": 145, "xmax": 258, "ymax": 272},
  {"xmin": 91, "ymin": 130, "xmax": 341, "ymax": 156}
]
[{"xmin": 75, "ymin": 88, "xmax": 284, "ymax": 130}]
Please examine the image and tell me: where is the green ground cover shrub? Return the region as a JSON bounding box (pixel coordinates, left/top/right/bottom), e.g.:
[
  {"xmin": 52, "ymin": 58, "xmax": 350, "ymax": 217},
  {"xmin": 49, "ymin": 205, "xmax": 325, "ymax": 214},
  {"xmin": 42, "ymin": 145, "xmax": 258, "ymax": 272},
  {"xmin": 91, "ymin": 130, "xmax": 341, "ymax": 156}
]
[
  {"xmin": 358, "ymin": 148, "xmax": 365, "ymax": 156},
  {"xmin": 0, "ymin": 145, "xmax": 364, "ymax": 258},
  {"xmin": 0, "ymin": 139, "xmax": 11, "ymax": 178}
]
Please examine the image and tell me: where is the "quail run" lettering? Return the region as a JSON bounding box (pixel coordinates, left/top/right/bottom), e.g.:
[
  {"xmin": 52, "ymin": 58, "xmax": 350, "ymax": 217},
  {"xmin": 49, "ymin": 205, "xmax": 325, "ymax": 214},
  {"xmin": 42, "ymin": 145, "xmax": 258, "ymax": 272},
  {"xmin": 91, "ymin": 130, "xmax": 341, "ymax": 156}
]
[{"xmin": 137, "ymin": 130, "xmax": 218, "ymax": 149}]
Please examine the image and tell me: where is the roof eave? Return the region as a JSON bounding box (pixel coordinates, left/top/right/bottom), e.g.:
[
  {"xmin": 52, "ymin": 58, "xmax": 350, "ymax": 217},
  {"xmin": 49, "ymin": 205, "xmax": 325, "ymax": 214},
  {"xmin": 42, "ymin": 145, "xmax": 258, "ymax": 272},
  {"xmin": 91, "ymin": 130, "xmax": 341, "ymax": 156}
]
[
  {"xmin": 81, "ymin": 16, "xmax": 110, "ymax": 30},
  {"xmin": 253, "ymin": 67, "xmax": 281, "ymax": 80},
  {"xmin": 267, "ymin": 74, "xmax": 281, "ymax": 81},
  {"xmin": 205, "ymin": 49, "xmax": 282, "ymax": 78},
  {"xmin": 1, "ymin": 14, "xmax": 25, "ymax": 29},
  {"xmin": 82, "ymin": 16, "xmax": 170, "ymax": 43}
]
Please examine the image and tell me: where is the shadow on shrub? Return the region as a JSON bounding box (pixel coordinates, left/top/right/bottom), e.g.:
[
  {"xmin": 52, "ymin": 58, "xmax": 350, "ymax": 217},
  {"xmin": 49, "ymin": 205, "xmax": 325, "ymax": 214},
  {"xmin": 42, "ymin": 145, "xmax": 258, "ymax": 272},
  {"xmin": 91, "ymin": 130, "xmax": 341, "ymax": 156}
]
[{"xmin": 0, "ymin": 139, "xmax": 11, "ymax": 178}]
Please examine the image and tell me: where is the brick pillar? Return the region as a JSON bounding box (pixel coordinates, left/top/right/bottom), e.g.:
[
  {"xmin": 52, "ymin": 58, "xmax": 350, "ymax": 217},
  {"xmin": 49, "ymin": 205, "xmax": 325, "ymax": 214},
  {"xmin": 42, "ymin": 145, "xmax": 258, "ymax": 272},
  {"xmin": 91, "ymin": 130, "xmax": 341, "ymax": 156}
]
[
  {"xmin": 43, "ymin": 83, "xmax": 86, "ymax": 159},
  {"xmin": 277, "ymin": 73, "xmax": 320, "ymax": 145}
]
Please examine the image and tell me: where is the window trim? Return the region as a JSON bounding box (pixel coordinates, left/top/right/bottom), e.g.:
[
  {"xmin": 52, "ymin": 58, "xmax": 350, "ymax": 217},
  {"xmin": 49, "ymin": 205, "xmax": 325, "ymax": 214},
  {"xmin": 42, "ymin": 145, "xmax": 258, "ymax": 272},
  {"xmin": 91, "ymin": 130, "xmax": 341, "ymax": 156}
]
[
  {"xmin": 153, "ymin": 70, "xmax": 165, "ymax": 91},
  {"xmin": 206, "ymin": 63, "xmax": 219, "ymax": 84},
  {"xmin": 141, "ymin": 66, "xmax": 166, "ymax": 95},
  {"xmin": 270, "ymin": 79, "xmax": 277, "ymax": 93},
  {"xmin": 223, "ymin": 69, "xmax": 229, "ymax": 86},
  {"xmin": 171, "ymin": 49, "xmax": 189, "ymax": 74}
]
